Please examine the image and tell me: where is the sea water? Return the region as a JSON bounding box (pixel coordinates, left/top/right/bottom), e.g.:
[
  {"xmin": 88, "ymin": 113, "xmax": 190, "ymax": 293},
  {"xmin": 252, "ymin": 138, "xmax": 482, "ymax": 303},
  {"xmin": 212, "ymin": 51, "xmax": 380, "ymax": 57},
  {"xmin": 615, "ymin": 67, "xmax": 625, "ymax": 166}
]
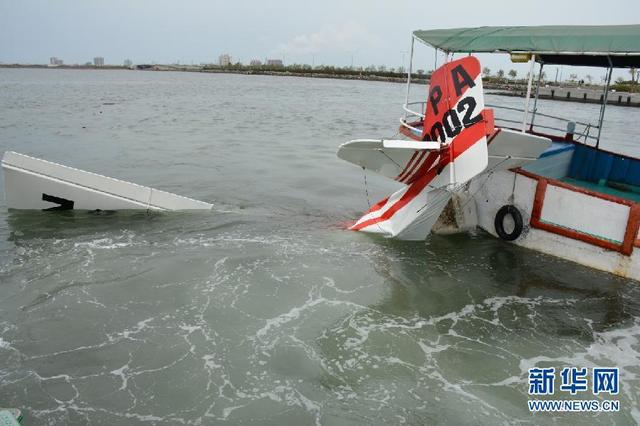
[{"xmin": 0, "ymin": 68, "xmax": 639, "ymax": 425}]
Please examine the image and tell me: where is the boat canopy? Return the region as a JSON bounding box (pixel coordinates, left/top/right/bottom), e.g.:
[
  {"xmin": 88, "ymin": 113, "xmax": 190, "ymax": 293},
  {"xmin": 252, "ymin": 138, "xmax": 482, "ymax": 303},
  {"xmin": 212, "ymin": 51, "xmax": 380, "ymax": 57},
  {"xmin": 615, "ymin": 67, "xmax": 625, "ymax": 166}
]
[{"xmin": 413, "ymin": 25, "xmax": 640, "ymax": 67}]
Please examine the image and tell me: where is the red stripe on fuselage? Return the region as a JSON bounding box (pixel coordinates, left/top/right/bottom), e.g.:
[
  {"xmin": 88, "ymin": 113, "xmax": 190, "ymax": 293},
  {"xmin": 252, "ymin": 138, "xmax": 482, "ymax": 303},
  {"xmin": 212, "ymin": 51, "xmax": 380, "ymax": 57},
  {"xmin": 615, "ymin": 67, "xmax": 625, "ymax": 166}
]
[
  {"xmin": 395, "ymin": 150, "xmax": 421, "ymax": 182},
  {"xmin": 351, "ymin": 163, "xmax": 441, "ymax": 231},
  {"xmin": 404, "ymin": 151, "xmax": 440, "ymax": 185},
  {"xmin": 365, "ymin": 196, "xmax": 390, "ymax": 214},
  {"xmin": 399, "ymin": 151, "xmax": 427, "ymax": 183}
]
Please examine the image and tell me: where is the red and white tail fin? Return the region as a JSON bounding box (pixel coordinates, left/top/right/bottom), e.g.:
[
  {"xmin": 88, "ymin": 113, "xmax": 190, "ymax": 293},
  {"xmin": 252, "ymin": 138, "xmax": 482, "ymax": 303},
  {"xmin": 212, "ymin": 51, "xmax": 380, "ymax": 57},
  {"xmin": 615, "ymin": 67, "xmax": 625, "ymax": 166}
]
[
  {"xmin": 349, "ymin": 56, "xmax": 493, "ymax": 240},
  {"xmin": 422, "ymin": 55, "xmax": 489, "ymax": 185}
]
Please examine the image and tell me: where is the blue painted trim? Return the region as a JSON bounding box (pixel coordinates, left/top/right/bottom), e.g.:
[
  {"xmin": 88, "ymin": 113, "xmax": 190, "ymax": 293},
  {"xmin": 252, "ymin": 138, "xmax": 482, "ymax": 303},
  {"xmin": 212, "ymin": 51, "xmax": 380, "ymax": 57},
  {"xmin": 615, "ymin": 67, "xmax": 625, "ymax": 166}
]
[{"xmin": 539, "ymin": 142, "xmax": 575, "ymax": 158}]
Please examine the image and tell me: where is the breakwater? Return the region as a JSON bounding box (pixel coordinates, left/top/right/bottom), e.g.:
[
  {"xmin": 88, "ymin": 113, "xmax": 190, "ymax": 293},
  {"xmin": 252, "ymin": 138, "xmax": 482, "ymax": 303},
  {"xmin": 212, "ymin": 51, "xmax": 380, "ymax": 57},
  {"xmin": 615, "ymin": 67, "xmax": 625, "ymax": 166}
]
[{"xmin": 489, "ymin": 86, "xmax": 640, "ymax": 108}]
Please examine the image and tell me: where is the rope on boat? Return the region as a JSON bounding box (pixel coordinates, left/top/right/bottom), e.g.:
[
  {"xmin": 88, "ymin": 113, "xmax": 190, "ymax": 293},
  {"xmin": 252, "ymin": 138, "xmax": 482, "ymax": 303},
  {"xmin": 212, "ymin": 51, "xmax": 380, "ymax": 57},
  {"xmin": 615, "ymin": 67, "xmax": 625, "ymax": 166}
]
[
  {"xmin": 361, "ymin": 167, "xmax": 386, "ymax": 234},
  {"xmin": 358, "ymin": 130, "xmax": 405, "ymax": 234},
  {"xmin": 509, "ymin": 169, "xmax": 517, "ymax": 204}
]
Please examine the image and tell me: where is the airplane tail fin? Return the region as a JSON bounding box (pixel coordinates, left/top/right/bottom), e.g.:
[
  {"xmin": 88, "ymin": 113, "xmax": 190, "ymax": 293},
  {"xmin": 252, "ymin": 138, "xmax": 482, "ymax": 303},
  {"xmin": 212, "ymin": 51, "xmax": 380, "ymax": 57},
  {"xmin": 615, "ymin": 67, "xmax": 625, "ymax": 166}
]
[
  {"xmin": 421, "ymin": 55, "xmax": 490, "ymax": 186},
  {"xmin": 350, "ymin": 56, "xmax": 493, "ymax": 240}
]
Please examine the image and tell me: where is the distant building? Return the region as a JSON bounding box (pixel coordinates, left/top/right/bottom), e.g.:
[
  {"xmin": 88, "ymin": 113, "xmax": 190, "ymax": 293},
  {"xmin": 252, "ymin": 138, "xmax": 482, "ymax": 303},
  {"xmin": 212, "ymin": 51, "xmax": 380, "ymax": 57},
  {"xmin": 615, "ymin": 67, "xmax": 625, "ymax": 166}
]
[
  {"xmin": 123, "ymin": 59, "xmax": 132, "ymax": 67},
  {"xmin": 250, "ymin": 59, "xmax": 262, "ymax": 66},
  {"xmin": 93, "ymin": 57, "xmax": 105, "ymax": 67},
  {"xmin": 266, "ymin": 59, "xmax": 283, "ymax": 67},
  {"xmin": 218, "ymin": 54, "xmax": 231, "ymax": 67},
  {"xmin": 49, "ymin": 57, "xmax": 63, "ymax": 66}
]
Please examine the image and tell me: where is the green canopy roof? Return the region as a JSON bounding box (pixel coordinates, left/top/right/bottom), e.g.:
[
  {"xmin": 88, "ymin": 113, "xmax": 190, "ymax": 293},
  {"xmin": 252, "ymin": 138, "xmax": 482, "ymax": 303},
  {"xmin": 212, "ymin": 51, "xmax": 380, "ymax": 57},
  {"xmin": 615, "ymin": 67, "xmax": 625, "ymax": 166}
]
[{"xmin": 413, "ymin": 25, "xmax": 640, "ymax": 67}]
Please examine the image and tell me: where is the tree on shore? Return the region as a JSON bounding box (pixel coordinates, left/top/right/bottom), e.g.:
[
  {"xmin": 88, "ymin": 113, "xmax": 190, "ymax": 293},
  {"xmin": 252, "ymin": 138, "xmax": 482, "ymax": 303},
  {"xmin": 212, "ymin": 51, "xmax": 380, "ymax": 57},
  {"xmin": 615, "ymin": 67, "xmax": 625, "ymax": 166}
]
[
  {"xmin": 508, "ymin": 69, "xmax": 517, "ymax": 80},
  {"xmin": 585, "ymin": 74, "xmax": 593, "ymax": 84},
  {"xmin": 496, "ymin": 69, "xmax": 505, "ymax": 79},
  {"xmin": 482, "ymin": 67, "xmax": 491, "ymax": 77},
  {"xmin": 629, "ymin": 68, "xmax": 640, "ymax": 91}
]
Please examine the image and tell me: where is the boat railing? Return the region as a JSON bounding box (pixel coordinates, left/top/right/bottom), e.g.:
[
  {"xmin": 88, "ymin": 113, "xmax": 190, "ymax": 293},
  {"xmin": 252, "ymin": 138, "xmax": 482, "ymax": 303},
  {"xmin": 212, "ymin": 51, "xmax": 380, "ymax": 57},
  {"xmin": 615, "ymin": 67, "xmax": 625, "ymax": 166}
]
[
  {"xmin": 403, "ymin": 101, "xmax": 426, "ymax": 119},
  {"xmin": 487, "ymin": 103, "xmax": 599, "ymax": 143},
  {"xmin": 400, "ymin": 101, "xmax": 426, "ymax": 134},
  {"xmin": 400, "ymin": 101, "xmax": 599, "ymax": 144}
]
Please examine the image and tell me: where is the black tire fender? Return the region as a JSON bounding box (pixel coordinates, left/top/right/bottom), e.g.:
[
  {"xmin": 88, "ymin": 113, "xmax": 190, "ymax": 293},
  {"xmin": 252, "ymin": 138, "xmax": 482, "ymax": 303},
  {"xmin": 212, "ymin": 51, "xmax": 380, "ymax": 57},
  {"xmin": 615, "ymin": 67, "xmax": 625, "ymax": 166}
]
[{"xmin": 494, "ymin": 205, "xmax": 523, "ymax": 241}]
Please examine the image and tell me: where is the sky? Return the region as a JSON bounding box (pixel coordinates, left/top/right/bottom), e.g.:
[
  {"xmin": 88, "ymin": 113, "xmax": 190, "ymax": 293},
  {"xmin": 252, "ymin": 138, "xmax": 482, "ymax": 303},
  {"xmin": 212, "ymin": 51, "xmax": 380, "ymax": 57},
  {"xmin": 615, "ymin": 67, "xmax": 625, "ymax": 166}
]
[{"xmin": 0, "ymin": 0, "xmax": 638, "ymax": 80}]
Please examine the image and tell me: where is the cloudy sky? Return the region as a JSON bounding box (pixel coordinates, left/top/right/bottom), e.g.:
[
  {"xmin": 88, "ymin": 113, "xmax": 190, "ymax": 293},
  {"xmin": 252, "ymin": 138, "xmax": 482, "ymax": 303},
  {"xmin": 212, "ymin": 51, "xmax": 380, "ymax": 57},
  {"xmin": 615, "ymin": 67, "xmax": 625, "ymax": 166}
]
[{"xmin": 0, "ymin": 0, "xmax": 638, "ymax": 79}]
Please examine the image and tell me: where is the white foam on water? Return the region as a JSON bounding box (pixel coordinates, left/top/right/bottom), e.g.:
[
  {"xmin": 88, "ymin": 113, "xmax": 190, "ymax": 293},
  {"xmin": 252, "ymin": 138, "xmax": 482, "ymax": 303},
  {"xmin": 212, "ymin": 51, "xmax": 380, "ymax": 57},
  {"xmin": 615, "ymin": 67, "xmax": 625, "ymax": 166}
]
[
  {"xmin": 202, "ymin": 354, "xmax": 221, "ymax": 370},
  {"xmin": 221, "ymin": 405, "xmax": 244, "ymax": 420},
  {"xmin": 172, "ymin": 233, "xmax": 290, "ymax": 249},
  {"xmin": 74, "ymin": 231, "xmax": 137, "ymax": 250},
  {"xmin": 254, "ymin": 286, "xmax": 365, "ymax": 343},
  {"xmin": 118, "ymin": 317, "xmax": 155, "ymax": 340},
  {"xmin": 322, "ymin": 276, "xmax": 374, "ymax": 295},
  {"xmin": 110, "ymin": 363, "xmax": 130, "ymax": 391},
  {"xmin": 179, "ymin": 324, "xmax": 201, "ymax": 334}
]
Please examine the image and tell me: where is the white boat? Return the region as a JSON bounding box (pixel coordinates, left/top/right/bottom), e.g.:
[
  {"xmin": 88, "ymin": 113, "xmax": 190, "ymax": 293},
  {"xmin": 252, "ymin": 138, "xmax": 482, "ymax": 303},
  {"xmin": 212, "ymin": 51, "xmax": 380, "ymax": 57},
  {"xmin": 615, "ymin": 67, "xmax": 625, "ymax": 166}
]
[
  {"xmin": 1, "ymin": 151, "xmax": 212, "ymax": 211},
  {"xmin": 338, "ymin": 25, "xmax": 640, "ymax": 280}
]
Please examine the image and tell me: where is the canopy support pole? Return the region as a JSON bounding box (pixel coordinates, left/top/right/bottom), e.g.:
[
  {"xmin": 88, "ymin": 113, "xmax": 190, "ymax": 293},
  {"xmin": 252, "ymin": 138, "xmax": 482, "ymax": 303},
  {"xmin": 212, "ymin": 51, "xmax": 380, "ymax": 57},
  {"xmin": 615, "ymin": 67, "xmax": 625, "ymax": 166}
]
[
  {"xmin": 529, "ymin": 62, "xmax": 544, "ymax": 131},
  {"xmin": 596, "ymin": 59, "xmax": 613, "ymax": 149},
  {"xmin": 404, "ymin": 36, "xmax": 415, "ymax": 119},
  {"xmin": 521, "ymin": 54, "xmax": 536, "ymax": 132}
]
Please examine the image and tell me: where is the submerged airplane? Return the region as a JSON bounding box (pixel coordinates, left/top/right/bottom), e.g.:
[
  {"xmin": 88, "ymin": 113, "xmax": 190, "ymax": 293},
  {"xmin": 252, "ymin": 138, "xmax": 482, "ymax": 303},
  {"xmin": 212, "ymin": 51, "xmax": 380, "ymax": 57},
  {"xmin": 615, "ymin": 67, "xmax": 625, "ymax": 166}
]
[
  {"xmin": 1, "ymin": 151, "xmax": 212, "ymax": 211},
  {"xmin": 338, "ymin": 55, "xmax": 550, "ymax": 240}
]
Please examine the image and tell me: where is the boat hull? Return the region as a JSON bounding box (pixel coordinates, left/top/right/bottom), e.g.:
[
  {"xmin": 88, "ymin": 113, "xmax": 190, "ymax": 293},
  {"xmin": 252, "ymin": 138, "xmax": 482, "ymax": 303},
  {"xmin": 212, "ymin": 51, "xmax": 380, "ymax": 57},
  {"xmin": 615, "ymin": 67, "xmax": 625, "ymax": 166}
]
[{"xmin": 452, "ymin": 169, "xmax": 640, "ymax": 280}]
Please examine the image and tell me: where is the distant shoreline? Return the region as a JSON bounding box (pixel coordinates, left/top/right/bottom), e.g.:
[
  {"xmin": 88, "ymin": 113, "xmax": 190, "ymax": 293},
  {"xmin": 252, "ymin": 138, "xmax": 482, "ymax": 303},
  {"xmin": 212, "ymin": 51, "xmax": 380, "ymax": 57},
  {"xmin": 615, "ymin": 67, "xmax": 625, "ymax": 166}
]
[
  {"xmin": 0, "ymin": 64, "xmax": 130, "ymax": 71},
  {"xmin": 2, "ymin": 63, "xmax": 639, "ymax": 107},
  {"xmin": 0, "ymin": 63, "xmax": 427, "ymax": 85}
]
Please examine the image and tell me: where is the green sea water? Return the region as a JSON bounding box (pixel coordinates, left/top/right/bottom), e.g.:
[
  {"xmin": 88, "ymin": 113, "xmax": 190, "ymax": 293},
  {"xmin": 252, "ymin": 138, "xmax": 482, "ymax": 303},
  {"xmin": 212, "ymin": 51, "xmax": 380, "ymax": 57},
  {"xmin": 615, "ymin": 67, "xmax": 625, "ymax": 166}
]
[{"xmin": 0, "ymin": 68, "xmax": 639, "ymax": 425}]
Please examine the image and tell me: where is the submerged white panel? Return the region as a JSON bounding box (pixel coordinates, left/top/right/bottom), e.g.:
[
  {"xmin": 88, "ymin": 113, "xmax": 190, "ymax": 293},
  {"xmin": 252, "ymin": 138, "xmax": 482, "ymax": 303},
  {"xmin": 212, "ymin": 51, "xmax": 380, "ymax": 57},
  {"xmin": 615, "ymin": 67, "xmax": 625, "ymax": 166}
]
[{"xmin": 2, "ymin": 151, "xmax": 213, "ymax": 211}]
